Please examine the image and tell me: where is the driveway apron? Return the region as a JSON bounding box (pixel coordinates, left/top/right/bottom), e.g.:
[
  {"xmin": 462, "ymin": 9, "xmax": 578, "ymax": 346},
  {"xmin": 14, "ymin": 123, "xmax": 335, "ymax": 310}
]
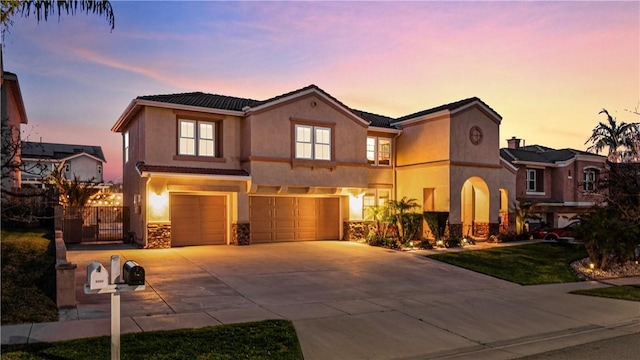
[{"xmin": 66, "ymin": 241, "xmax": 640, "ymax": 360}]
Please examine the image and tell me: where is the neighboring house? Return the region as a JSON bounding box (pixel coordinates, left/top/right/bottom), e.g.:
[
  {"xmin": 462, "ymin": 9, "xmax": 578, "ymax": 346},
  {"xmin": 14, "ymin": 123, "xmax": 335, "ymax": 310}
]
[
  {"xmin": 112, "ymin": 84, "xmax": 516, "ymax": 248},
  {"xmin": 1, "ymin": 71, "xmax": 29, "ymax": 193},
  {"xmin": 20, "ymin": 141, "xmax": 106, "ymax": 188},
  {"xmin": 500, "ymin": 137, "xmax": 607, "ymax": 228}
]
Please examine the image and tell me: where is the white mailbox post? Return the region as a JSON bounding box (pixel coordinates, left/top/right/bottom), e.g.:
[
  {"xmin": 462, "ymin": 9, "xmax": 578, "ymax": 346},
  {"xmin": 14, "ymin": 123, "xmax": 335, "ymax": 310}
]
[{"xmin": 84, "ymin": 255, "xmax": 145, "ymax": 360}]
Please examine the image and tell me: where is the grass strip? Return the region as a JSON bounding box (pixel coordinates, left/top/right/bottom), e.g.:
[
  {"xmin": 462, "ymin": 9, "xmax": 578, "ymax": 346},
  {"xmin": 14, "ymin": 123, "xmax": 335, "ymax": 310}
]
[
  {"xmin": 1, "ymin": 230, "xmax": 58, "ymax": 325},
  {"xmin": 570, "ymin": 285, "xmax": 640, "ymax": 302},
  {"xmin": 427, "ymin": 242, "xmax": 588, "ymax": 285},
  {"xmin": 1, "ymin": 319, "xmax": 303, "ymax": 360}
]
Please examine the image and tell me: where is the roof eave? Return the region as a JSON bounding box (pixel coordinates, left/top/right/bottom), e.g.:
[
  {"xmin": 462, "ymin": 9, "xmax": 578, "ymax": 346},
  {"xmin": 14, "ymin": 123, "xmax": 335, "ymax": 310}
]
[
  {"xmin": 367, "ymin": 126, "xmax": 402, "ymax": 134},
  {"xmin": 112, "ymin": 99, "xmax": 246, "ymax": 133},
  {"xmin": 137, "ymin": 169, "xmax": 251, "ymax": 182},
  {"xmin": 391, "ymin": 109, "xmax": 450, "ymax": 126}
]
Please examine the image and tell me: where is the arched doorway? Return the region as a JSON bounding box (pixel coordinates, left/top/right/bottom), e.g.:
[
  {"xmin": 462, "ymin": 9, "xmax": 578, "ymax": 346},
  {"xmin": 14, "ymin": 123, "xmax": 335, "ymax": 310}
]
[{"xmin": 460, "ymin": 177, "xmax": 490, "ymax": 239}]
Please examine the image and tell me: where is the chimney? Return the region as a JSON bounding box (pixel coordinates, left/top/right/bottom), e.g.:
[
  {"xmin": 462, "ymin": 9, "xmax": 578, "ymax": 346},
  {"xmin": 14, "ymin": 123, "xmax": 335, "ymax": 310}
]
[{"xmin": 507, "ymin": 136, "xmax": 521, "ymax": 149}]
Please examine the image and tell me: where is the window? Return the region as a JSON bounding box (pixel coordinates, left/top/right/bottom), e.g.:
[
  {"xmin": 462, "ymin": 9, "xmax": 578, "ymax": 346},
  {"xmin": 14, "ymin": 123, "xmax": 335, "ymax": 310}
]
[
  {"xmin": 363, "ymin": 189, "xmax": 391, "ymax": 219},
  {"xmin": 526, "ymin": 168, "xmax": 544, "ymax": 193},
  {"xmin": 295, "ymin": 124, "xmax": 331, "ymax": 160},
  {"xmin": 64, "ymin": 163, "xmax": 70, "ymax": 173},
  {"xmin": 124, "ymin": 131, "xmax": 129, "ymax": 163},
  {"xmin": 97, "ymin": 164, "xmax": 102, "ymax": 174},
  {"xmin": 178, "ymin": 119, "xmax": 216, "ymax": 157},
  {"xmin": 367, "ymin": 137, "xmax": 391, "ymax": 166},
  {"xmin": 583, "ymin": 170, "xmax": 596, "ymax": 192}
]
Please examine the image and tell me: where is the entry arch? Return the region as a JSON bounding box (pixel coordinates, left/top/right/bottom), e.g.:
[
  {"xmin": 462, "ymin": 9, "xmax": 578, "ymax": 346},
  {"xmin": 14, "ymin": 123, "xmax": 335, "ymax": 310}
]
[{"xmin": 460, "ymin": 176, "xmax": 490, "ymax": 239}]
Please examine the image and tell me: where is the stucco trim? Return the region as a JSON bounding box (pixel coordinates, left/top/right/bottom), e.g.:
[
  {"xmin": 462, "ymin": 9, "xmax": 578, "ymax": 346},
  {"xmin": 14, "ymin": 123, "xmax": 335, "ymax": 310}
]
[
  {"xmin": 247, "ymin": 90, "xmax": 370, "ymax": 128},
  {"xmin": 394, "ymin": 111, "xmax": 449, "ymax": 128},
  {"xmin": 450, "ymin": 102, "xmax": 502, "ymax": 125},
  {"xmin": 137, "ymin": 169, "xmax": 251, "ymax": 182},
  {"xmin": 500, "ymin": 157, "xmax": 519, "ymax": 174},
  {"xmin": 367, "ymin": 126, "xmax": 402, "ymax": 134},
  {"xmin": 396, "ymin": 159, "xmax": 502, "ymax": 170},
  {"xmin": 241, "ymin": 155, "xmax": 368, "ymax": 168}
]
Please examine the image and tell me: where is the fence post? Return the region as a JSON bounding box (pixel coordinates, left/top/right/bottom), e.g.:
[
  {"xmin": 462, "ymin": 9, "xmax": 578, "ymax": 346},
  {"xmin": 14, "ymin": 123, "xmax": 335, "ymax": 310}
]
[{"xmin": 55, "ymin": 230, "xmax": 77, "ymax": 309}]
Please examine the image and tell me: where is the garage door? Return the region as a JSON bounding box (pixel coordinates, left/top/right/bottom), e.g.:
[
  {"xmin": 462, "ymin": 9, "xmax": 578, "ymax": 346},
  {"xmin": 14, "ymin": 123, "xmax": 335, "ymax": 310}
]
[
  {"xmin": 171, "ymin": 194, "xmax": 226, "ymax": 246},
  {"xmin": 250, "ymin": 197, "xmax": 340, "ymax": 243}
]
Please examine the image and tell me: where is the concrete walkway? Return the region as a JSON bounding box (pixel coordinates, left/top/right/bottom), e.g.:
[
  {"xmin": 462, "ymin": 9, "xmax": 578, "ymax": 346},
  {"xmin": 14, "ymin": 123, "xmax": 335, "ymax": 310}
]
[{"xmin": 2, "ymin": 241, "xmax": 639, "ymax": 359}]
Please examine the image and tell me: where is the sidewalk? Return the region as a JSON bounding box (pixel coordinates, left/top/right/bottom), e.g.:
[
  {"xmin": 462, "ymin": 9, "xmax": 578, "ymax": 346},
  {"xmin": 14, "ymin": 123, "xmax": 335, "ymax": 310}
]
[{"xmin": 2, "ymin": 241, "xmax": 639, "ymax": 360}]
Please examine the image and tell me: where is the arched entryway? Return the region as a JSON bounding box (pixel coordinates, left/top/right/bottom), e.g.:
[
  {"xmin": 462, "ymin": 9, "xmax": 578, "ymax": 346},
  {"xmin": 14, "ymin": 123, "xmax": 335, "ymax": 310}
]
[{"xmin": 460, "ymin": 177, "xmax": 490, "ymax": 239}]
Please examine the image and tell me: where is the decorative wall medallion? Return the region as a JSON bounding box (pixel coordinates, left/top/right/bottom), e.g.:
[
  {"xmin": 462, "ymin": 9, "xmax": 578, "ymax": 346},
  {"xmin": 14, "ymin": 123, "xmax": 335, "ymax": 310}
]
[{"xmin": 469, "ymin": 126, "xmax": 483, "ymax": 145}]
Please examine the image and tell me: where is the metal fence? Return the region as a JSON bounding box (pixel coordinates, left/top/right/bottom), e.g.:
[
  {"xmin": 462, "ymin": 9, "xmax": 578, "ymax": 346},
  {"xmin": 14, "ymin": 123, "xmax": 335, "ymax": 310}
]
[{"xmin": 57, "ymin": 206, "xmax": 130, "ymax": 243}]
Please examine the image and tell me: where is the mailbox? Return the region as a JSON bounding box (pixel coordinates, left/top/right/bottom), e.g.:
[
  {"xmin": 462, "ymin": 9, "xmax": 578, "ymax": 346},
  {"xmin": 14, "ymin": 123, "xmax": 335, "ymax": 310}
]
[
  {"xmin": 122, "ymin": 260, "xmax": 145, "ymax": 285},
  {"xmin": 87, "ymin": 261, "xmax": 109, "ymax": 290}
]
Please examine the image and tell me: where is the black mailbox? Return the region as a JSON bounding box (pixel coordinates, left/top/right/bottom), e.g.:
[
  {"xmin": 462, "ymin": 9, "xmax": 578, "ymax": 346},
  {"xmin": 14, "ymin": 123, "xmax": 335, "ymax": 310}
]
[{"xmin": 122, "ymin": 260, "xmax": 145, "ymax": 285}]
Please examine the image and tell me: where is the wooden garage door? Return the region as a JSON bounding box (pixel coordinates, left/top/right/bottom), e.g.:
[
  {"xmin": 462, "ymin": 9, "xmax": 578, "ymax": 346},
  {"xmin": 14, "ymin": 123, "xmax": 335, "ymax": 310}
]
[
  {"xmin": 171, "ymin": 194, "xmax": 226, "ymax": 246},
  {"xmin": 250, "ymin": 197, "xmax": 340, "ymax": 243}
]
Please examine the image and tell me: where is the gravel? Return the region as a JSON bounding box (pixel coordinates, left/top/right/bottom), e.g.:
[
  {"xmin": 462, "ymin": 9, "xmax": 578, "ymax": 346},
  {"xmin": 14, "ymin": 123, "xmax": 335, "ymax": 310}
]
[{"xmin": 571, "ymin": 257, "xmax": 640, "ymax": 280}]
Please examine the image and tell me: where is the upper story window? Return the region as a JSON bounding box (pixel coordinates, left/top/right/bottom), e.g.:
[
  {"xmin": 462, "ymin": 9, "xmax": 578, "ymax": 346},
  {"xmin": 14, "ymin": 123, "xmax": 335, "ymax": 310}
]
[
  {"xmin": 583, "ymin": 169, "xmax": 597, "ymax": 192},
  {"xmin": 97, "ymin": 164, "xmax": 103, "ymax": 174},
  {"xmin": 178, "ymin": 119, "xmax": 217, "ymax": 157},
  {"xmin": 367, "ymin": 137, "xmax": 391, "ymax": 166},
  {"xmin": 295, "ymin": 124, "xmax": 331, "ymax": 160},
  {"xmin": 64, "ymin": 163, "xmax": 70, "ymax": 173},
  {"xmin": 124, "ymin": 131, "xmax": 130, "ymax": 163},
  {"xmin": 526, "ymin": 168, "xmax": 544, "ymax": 193}
]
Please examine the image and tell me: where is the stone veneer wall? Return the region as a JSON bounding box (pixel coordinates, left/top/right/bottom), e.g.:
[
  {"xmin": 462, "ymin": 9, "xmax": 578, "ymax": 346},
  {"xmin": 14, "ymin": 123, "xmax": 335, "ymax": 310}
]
[
  {"xmin": 343, "ymin": 221, "xmax": 369, "ymax": 241},
  {"xmin": 474, "ymin": 222, "xmax": 490, "ymax": 238},
  {"xmin": 232, "ymin": 223, "xmax": 250, "ymax": 245},
  {"xmin": 449, "ymin": 224, "xmax": 462, "ymax": 239},
  {"xmin": 146, "ymin": 223, "xmax": 171, "ymax": 249}
]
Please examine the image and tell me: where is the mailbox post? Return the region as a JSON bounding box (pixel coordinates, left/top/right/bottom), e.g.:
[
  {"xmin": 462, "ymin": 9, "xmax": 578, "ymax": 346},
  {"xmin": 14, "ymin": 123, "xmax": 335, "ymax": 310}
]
[{"xmin": 85, "ymin": 255, "xmax": 145, "ymax": 360}]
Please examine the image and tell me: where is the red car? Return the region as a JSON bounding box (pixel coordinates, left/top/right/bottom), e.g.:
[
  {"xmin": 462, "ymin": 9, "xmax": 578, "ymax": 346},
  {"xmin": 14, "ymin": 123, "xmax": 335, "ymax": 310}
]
[{"xmin": 532, "ymin": 222, "xmax": 581, "ymax": 241}]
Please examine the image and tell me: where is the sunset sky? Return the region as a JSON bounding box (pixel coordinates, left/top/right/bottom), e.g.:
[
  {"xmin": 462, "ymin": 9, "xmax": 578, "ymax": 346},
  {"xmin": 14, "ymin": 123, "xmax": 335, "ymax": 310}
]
[{"xmin": 2, "ymin": 1, "xmax": 638, "ymax": 182}]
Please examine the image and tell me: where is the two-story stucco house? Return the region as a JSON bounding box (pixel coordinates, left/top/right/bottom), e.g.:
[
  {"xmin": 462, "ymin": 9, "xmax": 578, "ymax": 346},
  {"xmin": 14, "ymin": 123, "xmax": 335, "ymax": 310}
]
[
  {"xmin": 20, "ymin": 141, "xmax": 106, "ymax": 188},
  {"xmin": 500, "ymin": 137, "xmax": 607, "ymax": 228},
  {"xmin": 112, "ymin": 85, "xmax": 516, "ymax": 248},
  {"xmin": 1, "ymin": 71, "xmax": 29, "ymax": 194}
]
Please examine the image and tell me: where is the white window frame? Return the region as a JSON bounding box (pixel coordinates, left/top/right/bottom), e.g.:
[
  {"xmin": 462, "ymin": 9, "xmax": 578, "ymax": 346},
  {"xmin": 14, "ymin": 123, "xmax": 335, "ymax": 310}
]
[
  {"xmin": 295, "ymin": 124, "xmax": 331, "ymax": 161},
  {"xmin": 178, "ymin": 119, "xmax": 216, "ymax": 157},
  {"xmin": 124, "ymin": 131, "xmax": 129, "ymax": 164},
  {"xmin": 583, "ymin": 169, "xmax": 596, "ymax": 192},
  {"xmin": 526, "ymin": 169, "xmax": 536, "ymax": 192},
  {"xmin": 367, "ymin": 137, "xmax": 392, "ymax": 166}
]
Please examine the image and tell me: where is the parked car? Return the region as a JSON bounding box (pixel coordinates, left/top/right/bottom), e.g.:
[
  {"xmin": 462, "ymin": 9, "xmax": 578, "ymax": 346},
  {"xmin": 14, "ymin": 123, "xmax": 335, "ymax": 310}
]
[{"xmin": 532, "ymin": 222, "xmax": 581, "ymax": 241}]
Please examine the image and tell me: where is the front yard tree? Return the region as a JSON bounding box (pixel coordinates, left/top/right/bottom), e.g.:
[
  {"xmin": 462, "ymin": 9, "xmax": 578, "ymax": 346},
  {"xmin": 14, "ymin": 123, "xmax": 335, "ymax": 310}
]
[
  {"xmin": 1, "ymin": 0, "xmax": 115, "ymax": 35},
  {"xmin": 47, "ymin": 162, "xmax": 97, "ymax": 207},
  {"xmin": 585, "ymin": 109, "xmax": 640, "ymax": 163}
]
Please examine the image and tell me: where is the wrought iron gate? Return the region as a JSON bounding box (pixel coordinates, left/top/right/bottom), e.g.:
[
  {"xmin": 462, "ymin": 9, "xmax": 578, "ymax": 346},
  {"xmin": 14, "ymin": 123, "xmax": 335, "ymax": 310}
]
[{"xmin": 58, "ymin": 206, "xmax": 130, "ymax": 243}]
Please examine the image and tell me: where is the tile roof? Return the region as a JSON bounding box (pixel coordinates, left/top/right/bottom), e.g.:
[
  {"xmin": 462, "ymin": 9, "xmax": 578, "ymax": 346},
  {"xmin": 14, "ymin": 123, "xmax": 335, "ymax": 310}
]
[
  {"xmin": 21, "ymin": 141, "xmax": 106, "ymax": 162},
  {"xmin": 136, "ymin": 163, "xmax": 250, "ymax": 177},
  {"xmin": 134, "ymin": 87, "xmax": 497, "ymax": 131},
  {"xmin": 137, "ymin": 92, "xmax": 259, "ymax": 112},
  {"xmin": 500, "ymin": 145, "xmax": 604, "ymax": 166},
  {"xmin": 353, "ymin": 110, "xmax": 395, "ymax": 128},
  {"xmin": 395, "ymin": 97, "xmax": 500, "ymax": 123}
]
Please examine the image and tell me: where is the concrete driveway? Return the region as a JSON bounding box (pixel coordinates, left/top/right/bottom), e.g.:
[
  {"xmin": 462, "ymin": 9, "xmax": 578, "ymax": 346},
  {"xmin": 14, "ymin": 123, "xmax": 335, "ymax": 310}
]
[{"xmin": 35, "ymin": 242, "xmax": 640, "ymax": 358}]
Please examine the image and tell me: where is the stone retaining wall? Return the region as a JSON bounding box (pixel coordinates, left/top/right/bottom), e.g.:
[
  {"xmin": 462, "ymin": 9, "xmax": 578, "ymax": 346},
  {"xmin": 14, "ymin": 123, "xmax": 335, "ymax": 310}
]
[
  {"xmin": 146, "ymin": 223, "xmax": 171, "ymax": 249},
  {"xmin": 343, "ymin": 221, "xmax": 369, "ymax": 241}
]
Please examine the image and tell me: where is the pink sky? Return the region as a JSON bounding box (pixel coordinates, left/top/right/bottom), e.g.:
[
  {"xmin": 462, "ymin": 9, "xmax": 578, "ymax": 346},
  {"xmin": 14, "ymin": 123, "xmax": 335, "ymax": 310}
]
[{"xmin": 2, "ymin": 1, "xmax": 638, "ymax": 182}]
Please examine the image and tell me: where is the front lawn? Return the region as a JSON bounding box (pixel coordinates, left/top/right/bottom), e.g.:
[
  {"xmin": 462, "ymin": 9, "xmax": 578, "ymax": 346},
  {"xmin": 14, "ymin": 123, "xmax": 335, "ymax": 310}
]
[
  {"xmin": 1, "ymin": 230, "xmax": 58, "ymax": 325},
  {"xmin": 427, "ymin": 242, "xmax": 587, "ymax": 285},
  {"xmin": 571, "ymin": 285, "xmax": 640, "ymax": 302},
  {"xmin": 0, "ymin": 320, "xmax": 303, "ymax": 360}
]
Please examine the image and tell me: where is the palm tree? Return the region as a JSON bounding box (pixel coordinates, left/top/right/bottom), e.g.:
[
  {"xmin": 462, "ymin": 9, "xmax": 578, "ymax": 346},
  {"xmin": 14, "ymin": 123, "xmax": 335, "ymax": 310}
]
[
  {"xmin": 585, "ymin": 109, "xmax": 639, "ymax": 163},
  {"xmin": 2, "ymin": 0, "xmax": 115, "ymax": 34},
  {"xmin": 386, "ymin": 197, "xmax": 420, "ymax": 241}
]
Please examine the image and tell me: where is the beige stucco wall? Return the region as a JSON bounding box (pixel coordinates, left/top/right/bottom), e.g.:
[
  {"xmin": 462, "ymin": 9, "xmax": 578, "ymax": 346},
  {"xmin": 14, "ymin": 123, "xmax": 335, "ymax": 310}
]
[
  {"xmin": 449, "ymin": 108, "xmax": 501, "ymax": 165},
  {"xmin": 396, "ymin": 165, "xmax": 451, "ymax": 212},
  {"xmin": 121, "ymin": 110, "xmax": 146, "ymax": 244},
  {"xmin": 449, "ymin": 165, "xmax": 502, "ymax": 225},
  {"xmin": 142, "ymin": 107, "xmax": 243, "ymax": 169},
  {"xmin": 396, "ymin": 115, "xmax": 450, "ymax": 166},
  {"xmin": 243, "ymin": 94, "xmax": 369, "ymax": 189}
]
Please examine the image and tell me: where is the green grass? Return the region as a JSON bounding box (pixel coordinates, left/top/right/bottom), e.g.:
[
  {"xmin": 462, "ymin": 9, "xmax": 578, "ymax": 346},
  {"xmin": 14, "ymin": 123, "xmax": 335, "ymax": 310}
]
[
  {"xmin": 427, "ymin": 242, "xmax": 588, "ymax": 285},
  {"xmin": 0, "ymin": 320, "xmax": 303, "ymax": 360},
  {"xmin": 1, "ymin": 230, "xmax": 58, "ymax": 325},
  {"xmin": 571, "ymin": 285, "xmax": 640, "ymax": 302}
]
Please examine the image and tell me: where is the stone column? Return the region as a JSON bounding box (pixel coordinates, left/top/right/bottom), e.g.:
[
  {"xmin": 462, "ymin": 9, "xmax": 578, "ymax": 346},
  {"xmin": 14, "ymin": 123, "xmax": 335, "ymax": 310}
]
[
  {"xmin": 232, "ymin": 223, "xmax": 250, "ymax": 245},
  {"xmin": 146, "ymin": 223, "xmax": 171, "ymax": 249}
]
